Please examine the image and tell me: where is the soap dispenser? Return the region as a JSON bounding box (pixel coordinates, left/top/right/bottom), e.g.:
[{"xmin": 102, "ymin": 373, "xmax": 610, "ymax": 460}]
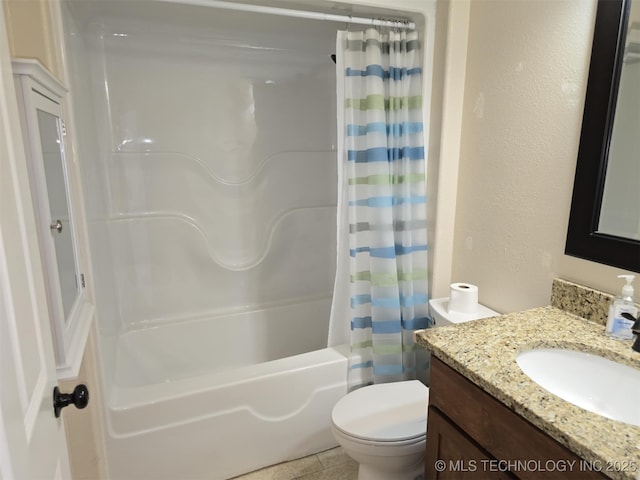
[{"xmin": 605, "ymin": 275, "xmax": 639, "ymax": 340}]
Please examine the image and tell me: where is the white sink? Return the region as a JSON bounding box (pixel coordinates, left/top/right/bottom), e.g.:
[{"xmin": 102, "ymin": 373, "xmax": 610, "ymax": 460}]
[{"xmin": 516, "ymin": 348, "xmax": 640, "ymax": 427}]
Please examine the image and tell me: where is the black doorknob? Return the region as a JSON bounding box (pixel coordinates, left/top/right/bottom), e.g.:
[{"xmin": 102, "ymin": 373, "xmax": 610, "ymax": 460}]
[{"xmin": 53, "ymin": 384, "xmax": 89, "ymax": 418}]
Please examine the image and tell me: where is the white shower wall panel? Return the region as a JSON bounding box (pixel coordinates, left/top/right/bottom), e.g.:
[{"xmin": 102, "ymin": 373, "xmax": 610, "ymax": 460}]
[
  {"xmin": 109, "ymin": 151, "xmax": 336, "ymax": 267},
  {"xmin": 105, "ymin": 56, "xmax": 336, "ymax": 175},
  {"xmin": 109, "ymin": 209, "xmax": 335, "ymax": 324},
  {"xmin": 80, "ymin": 6, "xmax": 338, "ymax": 329},
  {"xmin": 61, "ymin": 3, "xmax": 122, "ymax": 339},
  {"xmin": 114, "ymin": 298, "xmax": 332, "ymax": 387}
]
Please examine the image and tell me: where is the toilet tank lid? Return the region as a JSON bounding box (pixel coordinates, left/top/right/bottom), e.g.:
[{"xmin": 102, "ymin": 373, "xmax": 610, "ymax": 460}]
[
  {"xmin": 429, "ymin": 297, "xmax": 500, "ymax": 325},
  {"xmin": 331, "ymin": 380, "xmax": 428, "ymax": 442}
]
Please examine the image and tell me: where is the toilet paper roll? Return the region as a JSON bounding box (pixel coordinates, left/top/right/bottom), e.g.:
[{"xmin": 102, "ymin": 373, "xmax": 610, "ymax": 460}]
[{"xmin": 448, "ymin": 283, "xmax": 479, "ymax": 314}]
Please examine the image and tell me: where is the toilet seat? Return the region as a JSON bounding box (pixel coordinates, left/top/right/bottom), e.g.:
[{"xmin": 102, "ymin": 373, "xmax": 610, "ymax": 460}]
[{"xmin": 331, "ymin": 380, "xmax": 429, "ymax": 444}]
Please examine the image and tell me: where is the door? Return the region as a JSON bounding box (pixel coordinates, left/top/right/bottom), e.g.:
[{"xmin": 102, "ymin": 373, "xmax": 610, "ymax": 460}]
[{"xmin": 0, "ymin": 4, "xmax": 72, "ymax": 479}]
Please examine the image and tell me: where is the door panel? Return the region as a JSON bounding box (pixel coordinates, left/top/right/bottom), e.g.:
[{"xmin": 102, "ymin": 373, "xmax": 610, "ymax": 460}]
[{"xmin": 0, "ymin": 3, "xmax": 72, "ymax": 478}]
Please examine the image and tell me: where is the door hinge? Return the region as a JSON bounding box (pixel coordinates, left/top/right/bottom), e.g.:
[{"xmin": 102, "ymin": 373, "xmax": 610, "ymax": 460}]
[
  {"xmin": 80, "ymin": 273, "xmax": 85, "ymax": 288},
  {"xmin": 60, "ymin": 119, "xmax": 67, "ymax": 137}
]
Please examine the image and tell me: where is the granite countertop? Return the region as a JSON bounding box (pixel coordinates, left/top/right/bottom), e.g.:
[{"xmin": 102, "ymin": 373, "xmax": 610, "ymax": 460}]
[{"xmin": 415, "ymin": 306, "xmax": 640, "ymax": 480}]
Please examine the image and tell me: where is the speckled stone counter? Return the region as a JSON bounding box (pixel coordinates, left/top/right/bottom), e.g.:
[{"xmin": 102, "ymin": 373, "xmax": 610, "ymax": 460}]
[{"xmin": 415, "ymin": 306, "xmax": 640, "ymax": 480}]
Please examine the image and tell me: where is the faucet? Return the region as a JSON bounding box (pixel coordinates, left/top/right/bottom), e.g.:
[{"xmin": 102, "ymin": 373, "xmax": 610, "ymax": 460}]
[{"xmin": 624, "ymin": 313, "xmax": 640, "ymax": 352}]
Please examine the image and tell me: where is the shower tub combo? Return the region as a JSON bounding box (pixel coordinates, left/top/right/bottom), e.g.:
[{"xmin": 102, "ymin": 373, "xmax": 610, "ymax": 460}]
[
  {"xmin": 60, "ymin": 0, "xmax": 427, "ymax": 478},
  {"xmin": 109, "ymin": 317, "xmax": 349, "ymax": 479}
]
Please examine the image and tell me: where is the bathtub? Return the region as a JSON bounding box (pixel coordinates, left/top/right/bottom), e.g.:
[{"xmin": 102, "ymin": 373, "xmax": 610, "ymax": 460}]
[{"xmin": 101, "ymin": 301, "xmax": 349, "ymax": 480}]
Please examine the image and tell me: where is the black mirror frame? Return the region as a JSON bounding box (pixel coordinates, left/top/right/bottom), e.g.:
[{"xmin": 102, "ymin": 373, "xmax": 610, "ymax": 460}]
[{"xmin": 565, "ymin": 0, "xmax": 640, "ymax": 273}]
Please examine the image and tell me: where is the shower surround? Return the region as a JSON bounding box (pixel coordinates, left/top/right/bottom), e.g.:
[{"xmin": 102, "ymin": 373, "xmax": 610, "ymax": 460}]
[{"xmin": 62, "ymin": 1, "xmax": 346, "ymax": 477}]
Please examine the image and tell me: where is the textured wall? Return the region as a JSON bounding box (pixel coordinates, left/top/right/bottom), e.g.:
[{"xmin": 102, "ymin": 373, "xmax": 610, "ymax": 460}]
[{"xmin": 451, "ymin": 0, "xmax": 635, "ymax": 313}]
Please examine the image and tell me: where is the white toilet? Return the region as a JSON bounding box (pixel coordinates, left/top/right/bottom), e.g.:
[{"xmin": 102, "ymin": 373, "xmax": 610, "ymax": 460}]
[{"xmin": 331, "ymin": 297, "xmax": 499, "ymax": 480}]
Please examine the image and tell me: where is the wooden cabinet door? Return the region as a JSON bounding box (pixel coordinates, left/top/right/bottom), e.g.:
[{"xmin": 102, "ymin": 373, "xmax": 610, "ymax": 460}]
[{"xmin": 426, "ymin": 407, "xmax": 515, "ymax": 479}]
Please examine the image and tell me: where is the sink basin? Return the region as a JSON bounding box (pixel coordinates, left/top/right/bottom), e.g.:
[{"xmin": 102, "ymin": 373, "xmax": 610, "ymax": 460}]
[{"xmin": 516, "ymin": 348, "xmax": 640, "ymax": 426}]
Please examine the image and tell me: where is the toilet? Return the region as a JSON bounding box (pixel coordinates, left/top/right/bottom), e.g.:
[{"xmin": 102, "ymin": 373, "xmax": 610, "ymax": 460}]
[{"xmin": 331, "ymin": 297, "xmax": 499, "ymax": 480}]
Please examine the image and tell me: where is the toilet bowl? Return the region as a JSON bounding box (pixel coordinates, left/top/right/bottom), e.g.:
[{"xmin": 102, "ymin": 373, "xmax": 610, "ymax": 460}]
[
  {"xmin": 331, "ymin": 380, "xmax": 428, "ymax": 480},
  {"xmin": 331, "ymin": 297, "xmax": 500, "ymax": 480}
]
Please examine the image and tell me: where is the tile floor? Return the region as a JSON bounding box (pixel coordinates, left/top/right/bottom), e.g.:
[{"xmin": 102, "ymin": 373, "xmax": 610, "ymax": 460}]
[{"xmin": 230, "ymin": 447, "xmax": 358, "ymax": 480}]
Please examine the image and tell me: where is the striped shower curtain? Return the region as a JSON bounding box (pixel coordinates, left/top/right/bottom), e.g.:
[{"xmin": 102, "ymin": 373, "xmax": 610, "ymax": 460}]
[{"xmin": 335, "ymin": 28, "xmax": 432, "ymax": 391}]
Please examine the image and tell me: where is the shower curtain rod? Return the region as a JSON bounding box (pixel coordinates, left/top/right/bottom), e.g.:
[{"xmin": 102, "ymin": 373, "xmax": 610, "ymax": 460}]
[{"xmin": 154, "ymin": 0, "xmax": 416, "ymax": 30}]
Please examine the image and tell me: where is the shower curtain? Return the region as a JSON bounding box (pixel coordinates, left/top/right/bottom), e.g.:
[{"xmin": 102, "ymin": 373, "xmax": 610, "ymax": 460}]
[{"xmin": 329, "ymin": 28, "xmax": 432, "ymax": 391}]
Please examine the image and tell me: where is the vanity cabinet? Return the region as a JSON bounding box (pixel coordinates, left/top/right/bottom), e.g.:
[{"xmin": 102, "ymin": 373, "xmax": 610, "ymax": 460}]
[{"xmin": 426, "ymin": 357, "xmax": 607, "ymax": 480}]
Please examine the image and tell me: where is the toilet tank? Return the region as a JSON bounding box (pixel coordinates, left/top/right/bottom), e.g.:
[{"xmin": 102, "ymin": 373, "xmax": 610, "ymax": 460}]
[{"xmin": 428, "ymin": 298, "xmax": 500, "ymax": 327}]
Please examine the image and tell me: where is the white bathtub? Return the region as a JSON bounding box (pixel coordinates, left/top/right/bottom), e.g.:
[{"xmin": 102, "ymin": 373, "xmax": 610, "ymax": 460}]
[{"xmin": 101, "ymin": 301, "xmax": 348, "ymax": 480}]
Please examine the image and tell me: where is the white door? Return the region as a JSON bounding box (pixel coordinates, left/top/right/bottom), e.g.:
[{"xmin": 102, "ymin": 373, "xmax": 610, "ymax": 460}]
[{"xmin": 0, "ymin": 3, "xmax": 72, "ymax": 479}]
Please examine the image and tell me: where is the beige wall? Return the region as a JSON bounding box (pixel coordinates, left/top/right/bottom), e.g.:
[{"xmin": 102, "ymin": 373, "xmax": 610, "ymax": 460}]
[
  {"xmin": 3, "ymin": 0, "xmax": 62, "ymax": 79},
  {"xmin": 449, "ymin": 0, "xmax": 636, "ymax": 314}
]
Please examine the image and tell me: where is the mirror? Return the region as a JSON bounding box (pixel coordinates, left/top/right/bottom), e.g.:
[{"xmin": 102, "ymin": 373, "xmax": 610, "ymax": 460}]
[
  {"xmin": 599, "ymin": 17, "xmax": 640, "ymax": 240},
  {"xmin": 37, "ymin": 109, "xmax": 79, "ymax": 321},
  {"xmin": 565, "ymin": 0, "xmax": 640, "ymax": 272}
]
